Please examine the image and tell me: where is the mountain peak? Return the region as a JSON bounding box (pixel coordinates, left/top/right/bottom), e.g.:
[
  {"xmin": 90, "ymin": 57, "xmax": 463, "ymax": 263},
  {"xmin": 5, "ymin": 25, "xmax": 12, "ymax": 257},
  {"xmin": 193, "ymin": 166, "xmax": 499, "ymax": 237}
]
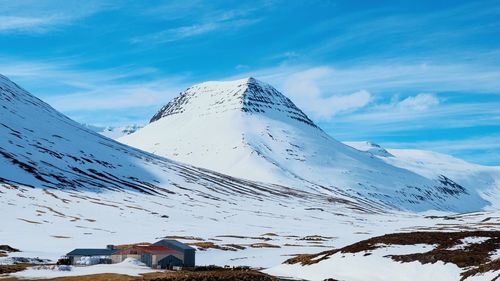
[{"xmin": 149, "ymin": 78, "xmax": 317, "ymax": 128}]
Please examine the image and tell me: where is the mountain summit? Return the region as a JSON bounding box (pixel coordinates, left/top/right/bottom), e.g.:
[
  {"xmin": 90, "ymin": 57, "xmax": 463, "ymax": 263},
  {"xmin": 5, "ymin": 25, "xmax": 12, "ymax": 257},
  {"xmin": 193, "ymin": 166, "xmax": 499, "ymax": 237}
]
[
  {"xmin": 150, "ymin": 77, "xmax": 317, "ymax": 128},
  {"xmin": 121, "ymin": 78, "xmax": 487, "ymax": 212}
]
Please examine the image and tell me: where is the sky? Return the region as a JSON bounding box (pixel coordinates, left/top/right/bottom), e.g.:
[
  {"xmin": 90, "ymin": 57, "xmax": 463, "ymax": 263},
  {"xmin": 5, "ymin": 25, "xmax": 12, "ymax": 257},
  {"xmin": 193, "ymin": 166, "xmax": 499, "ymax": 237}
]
[{"xmin": 0, "ymin": 0, "xmax": 499, "ymax": 165}]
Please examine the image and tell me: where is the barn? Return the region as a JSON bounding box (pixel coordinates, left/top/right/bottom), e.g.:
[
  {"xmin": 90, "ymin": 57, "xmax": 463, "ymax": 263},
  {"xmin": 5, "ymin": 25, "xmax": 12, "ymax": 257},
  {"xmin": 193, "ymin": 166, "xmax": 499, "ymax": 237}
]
[
  {"xmin": 152, "ymin": 239, "xmax": 196, "ymax": 268},
  {"xmin": 66, "ymin": 239, "xmax": 195, "ymax": 269},
  {"xmin": 111, "ymin": 245, "xmax": 184, "ymax": 269}
]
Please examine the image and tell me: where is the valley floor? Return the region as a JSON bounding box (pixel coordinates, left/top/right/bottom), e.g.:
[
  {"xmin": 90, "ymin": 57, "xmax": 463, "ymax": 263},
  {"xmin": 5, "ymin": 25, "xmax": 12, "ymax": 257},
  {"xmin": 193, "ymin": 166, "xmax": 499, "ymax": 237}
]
[{"xmin": 1, "ymin": 184, "xmax": 499, "ymax": 280}]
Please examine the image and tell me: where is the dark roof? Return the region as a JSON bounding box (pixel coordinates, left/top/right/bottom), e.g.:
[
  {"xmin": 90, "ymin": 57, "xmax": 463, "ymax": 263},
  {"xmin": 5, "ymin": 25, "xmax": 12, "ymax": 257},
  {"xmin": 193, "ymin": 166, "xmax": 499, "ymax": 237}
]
[
  {"xmin": 66, "ymin": 248, "xmax": 116, "ymax": 256},
  {"xmin": 152, "ymin": 239, "xmax": 195, "ymax": 251}
]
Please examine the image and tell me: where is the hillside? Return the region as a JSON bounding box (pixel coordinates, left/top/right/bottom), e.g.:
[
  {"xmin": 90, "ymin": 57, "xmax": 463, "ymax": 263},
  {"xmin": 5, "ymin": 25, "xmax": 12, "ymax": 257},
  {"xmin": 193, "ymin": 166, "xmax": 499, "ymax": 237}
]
[
  {"xmin": 121, "ymin": 77, "xmax": 487, "ymax": 212},
  {"xmin": 345, "ymin": 141, "xmax": 500, "ymax": 209}
]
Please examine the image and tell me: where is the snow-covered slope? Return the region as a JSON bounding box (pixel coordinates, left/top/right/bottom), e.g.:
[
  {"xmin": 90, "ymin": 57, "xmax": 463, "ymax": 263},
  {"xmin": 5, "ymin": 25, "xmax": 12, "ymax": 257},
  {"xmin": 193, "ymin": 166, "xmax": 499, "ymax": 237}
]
[
  {"xmin": 121, "ymin": 77, "xmax": 486, "ymax": 212},
  {"xmin": 0, "ymin": 73, "xmax": 333, "ymax": 202},
  {"xmin": 346, "ymin": 141, "xmax": 500, "ymax": 209},
  {"xmin": 0, "ymin": 73, "xmax": 376, "ymax": 267},
  {"xmin": 85, "ymin": 124, "xmax": 143, "ymax": 139},
  {"xmin": 1, "ymin": 74, "xmax": 498, "ymax": 280}
]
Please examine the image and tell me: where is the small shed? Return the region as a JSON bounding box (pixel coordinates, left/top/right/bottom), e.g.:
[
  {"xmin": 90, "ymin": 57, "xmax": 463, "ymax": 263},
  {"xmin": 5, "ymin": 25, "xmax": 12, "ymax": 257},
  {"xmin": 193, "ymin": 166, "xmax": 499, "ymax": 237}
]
[
  {"xmin": 66, "ymin": 247, "xmax": 117, "ymax": 265},
  {"xmin": 152, "ymin": 239, "xmax": 196, "ymax": 268}
]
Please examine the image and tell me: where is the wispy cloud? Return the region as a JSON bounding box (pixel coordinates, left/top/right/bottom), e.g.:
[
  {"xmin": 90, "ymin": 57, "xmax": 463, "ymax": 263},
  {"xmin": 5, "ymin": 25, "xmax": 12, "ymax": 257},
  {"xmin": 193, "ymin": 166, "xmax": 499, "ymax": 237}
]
[
  {"xmin": 0, "ymin": 1, "xmax": 112, "ymax": 33},
  {"xmin": 229, "ymin": 62, "xmax": 499, "ymax": 166},
  {"xmin": 230, "ymin": 62, "xmax": 500, "ymax": 124},
  {"xmin": 44, "ymin": 81, "xmax": 179, "ymax": 111},
  {"xmin": 303, "ymin": 1, "xmax": 500, "ymax": 64},
  {"xmin": 244, "ymin": 63, "xmax": 500, "ymax": 96},
  {"xmin": 0, "ymin": 57, "xmax": 189, "ymax": 124},
  {"xmin": 0, "ymin": 16, "xmax": 60, "ymax": 32},
  {"xmin": 131, "ymin": 19, "xmax": 260, "ymax": 44},
  {"xmin": 396, "ymin": 93, "xmax": 439, "ymax": 111},
  {"xmin": 130, "ymin": 3, "xmax": 264, "ymax": 44}
]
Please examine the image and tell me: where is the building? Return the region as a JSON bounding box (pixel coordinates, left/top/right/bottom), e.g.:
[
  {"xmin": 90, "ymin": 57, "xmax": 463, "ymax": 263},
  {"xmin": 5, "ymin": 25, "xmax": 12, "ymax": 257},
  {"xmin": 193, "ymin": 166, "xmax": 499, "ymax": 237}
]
[
  {"xmin": 66, "ymin": 239, "xmax": 195, "ymax": 268},
  {"xmin": 152, "ymin": 239, "xmax": 196, "ymax": 268},
  {"xmin": 66, "ymin": 245, "xmax": 117, "ymax": 265},
  {"xmin": 111, "ymin": 245, "xmax": 183, "ymax": 269}
]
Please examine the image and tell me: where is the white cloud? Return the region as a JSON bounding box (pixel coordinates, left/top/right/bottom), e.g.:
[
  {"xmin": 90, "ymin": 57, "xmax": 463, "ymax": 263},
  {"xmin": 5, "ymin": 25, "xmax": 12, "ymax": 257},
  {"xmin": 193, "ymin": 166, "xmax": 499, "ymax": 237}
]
[
  {"xmin": 397, "ymin": 93, "xmax": 439, "ymax": 111},
  {"xmin": 282, "ymin": 67, "xmax": 372, "ymax": 119},
  {"xmin": 236, "ymin": 63, "xmax": 500, "ymax": 97}
]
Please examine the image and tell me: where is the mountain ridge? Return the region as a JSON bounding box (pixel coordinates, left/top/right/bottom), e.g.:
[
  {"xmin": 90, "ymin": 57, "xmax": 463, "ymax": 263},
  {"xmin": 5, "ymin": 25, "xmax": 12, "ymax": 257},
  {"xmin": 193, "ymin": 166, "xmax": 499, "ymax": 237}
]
[
  {"xmin": 345, "ymin": 141, "xmax": 500, "ymax": 208},
  {"xmin": 121, "ymin": 77, "xmax": 488, "ymax": 212},
  {"xmin": 150, "ymin": 77, "xmax": 318, "ymax": 128}
]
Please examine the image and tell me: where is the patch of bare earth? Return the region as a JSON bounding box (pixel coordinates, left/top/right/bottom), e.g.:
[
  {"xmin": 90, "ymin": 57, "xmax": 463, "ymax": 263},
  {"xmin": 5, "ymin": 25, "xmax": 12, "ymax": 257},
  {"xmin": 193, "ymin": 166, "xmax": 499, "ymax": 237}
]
[
  {"xmin": 299, "ymin": 235, "xmax": 334, "ymax": 241},
  {"xmin": 249, "ymin": 243, "xmax": 281, "ymax": 249},
  {"xmin": 163, "ymin": 236, "xmax": 204, "ymax": 241},
  {"xmin": 51, "ymin": 236, "xmax": 71, "ymax": 239},
  {"xmin": 0, "ymin": 264, "xmax": 30, "ymax": 274},
  {"xmin": 261, "ymin": 233, "xmax": 279, "ymax": 237},
  {"xmin": 215, "ymin": 235, "xmax": 272, "ymax": 241},
  {"xmin": 17, "ymin": 218, "xmax": 42, "ymax": 224},
  {"xmin": 285, "ymin": 231, "xmax": 500, "ymax": 281},
  {"xmin": 1, "ymin": 268, "xmax": 286, "ymax": 281},
  {"xmin": 188, "ymin": 242, "xmax": 244, "ymax": 251}
]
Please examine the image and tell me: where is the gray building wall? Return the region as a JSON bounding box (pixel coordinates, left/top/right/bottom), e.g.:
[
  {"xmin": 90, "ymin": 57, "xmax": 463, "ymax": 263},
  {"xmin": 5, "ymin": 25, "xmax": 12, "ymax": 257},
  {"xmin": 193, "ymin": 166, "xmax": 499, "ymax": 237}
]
[{"xmin": 152, "ymin": 240, "xmax": 196, "ymax": 267}]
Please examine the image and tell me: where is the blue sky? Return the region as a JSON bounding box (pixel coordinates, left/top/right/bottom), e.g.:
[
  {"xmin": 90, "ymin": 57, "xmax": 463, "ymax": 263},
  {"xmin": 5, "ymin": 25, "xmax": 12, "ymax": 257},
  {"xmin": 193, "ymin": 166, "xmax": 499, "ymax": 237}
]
[{"xmin": 0, "ymin": 0, "xmax": 499, "ymax": 165}]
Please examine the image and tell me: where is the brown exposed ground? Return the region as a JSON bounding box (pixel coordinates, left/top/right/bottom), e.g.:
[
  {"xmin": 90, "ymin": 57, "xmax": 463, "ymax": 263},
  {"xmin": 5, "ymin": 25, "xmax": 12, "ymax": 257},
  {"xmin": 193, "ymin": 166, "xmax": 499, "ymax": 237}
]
[
  {"xmin": 17, "ymin": 218, "xmax": 43, "ymax": 224},
  {"xmin": 215, "ymin": 235, "xmax": 272, "ymax": 241},
  {"xmin": 299, "ymin": 235, "xmax": 335, "ymax": 241},
  {"xmin": 188, "ymin": 241, "xmax": 282, "ymax": 251},
  {"xmin": 143, "ymin": 269, "xmax": 285, "ymax": 281},
  {"xmin": 249, "ymin": 243, "xmax": 281, "ymax": 249},
  {"xmin": 1, "ymin": 268, "xmax": 286, "ymax": 281},
  {"xmin": 286, "ymin": 231, "xmax": 500, "ymax": 281},
  {"xmin": 0, "ymin": 264, "xmax": 30, "ymax": 274},
  {"xmin": 188, "ymin": 242, "xmax": 244, "ymax": 251},
  {"xmin": 51, "ymin": 236, "xmax": 71, "ymax": 239},
  {"xmin": 163, "ymin": 236, "xmax": 204, "ymax": 241},
  {"xmin": 261, "ymin": 233, "xmax": 279, "ymax": 237}
]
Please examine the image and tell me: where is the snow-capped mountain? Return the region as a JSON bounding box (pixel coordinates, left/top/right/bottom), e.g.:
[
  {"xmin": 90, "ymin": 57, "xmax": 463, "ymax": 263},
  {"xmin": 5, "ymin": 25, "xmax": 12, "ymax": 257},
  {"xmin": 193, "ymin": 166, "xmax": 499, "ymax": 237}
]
[
  {"xmin": 1, "ymin": 74, "xmax": 498, "ymax": 281},
  {"xmin": 85, "ymin": 124, "xmax": 143, "ymax": 139},
  {"xmin": 0, "ymin": 73, "xmax": 450, "ymax": 271},
  {"xmin": 345, "ymin": 141, "xmax": 500, "ymax": 209},
  {"xmin": 0, "ymin": 73, "xmax": 361, "ymax": 261},
  {"xmin": 120, "ymin": 77, "xmax": 487, "ymax": 212},
  {"xmin": 0, "ymin": 73, "xmax": 313, "ymax": 199}
]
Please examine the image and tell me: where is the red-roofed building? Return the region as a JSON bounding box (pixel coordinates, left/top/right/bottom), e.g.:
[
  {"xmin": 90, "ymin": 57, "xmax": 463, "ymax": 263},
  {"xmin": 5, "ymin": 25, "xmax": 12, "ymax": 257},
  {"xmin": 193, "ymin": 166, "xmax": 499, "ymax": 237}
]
[{"xmin": 112, "ymin": 245, "xmax": 183, "ymax": 269}]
